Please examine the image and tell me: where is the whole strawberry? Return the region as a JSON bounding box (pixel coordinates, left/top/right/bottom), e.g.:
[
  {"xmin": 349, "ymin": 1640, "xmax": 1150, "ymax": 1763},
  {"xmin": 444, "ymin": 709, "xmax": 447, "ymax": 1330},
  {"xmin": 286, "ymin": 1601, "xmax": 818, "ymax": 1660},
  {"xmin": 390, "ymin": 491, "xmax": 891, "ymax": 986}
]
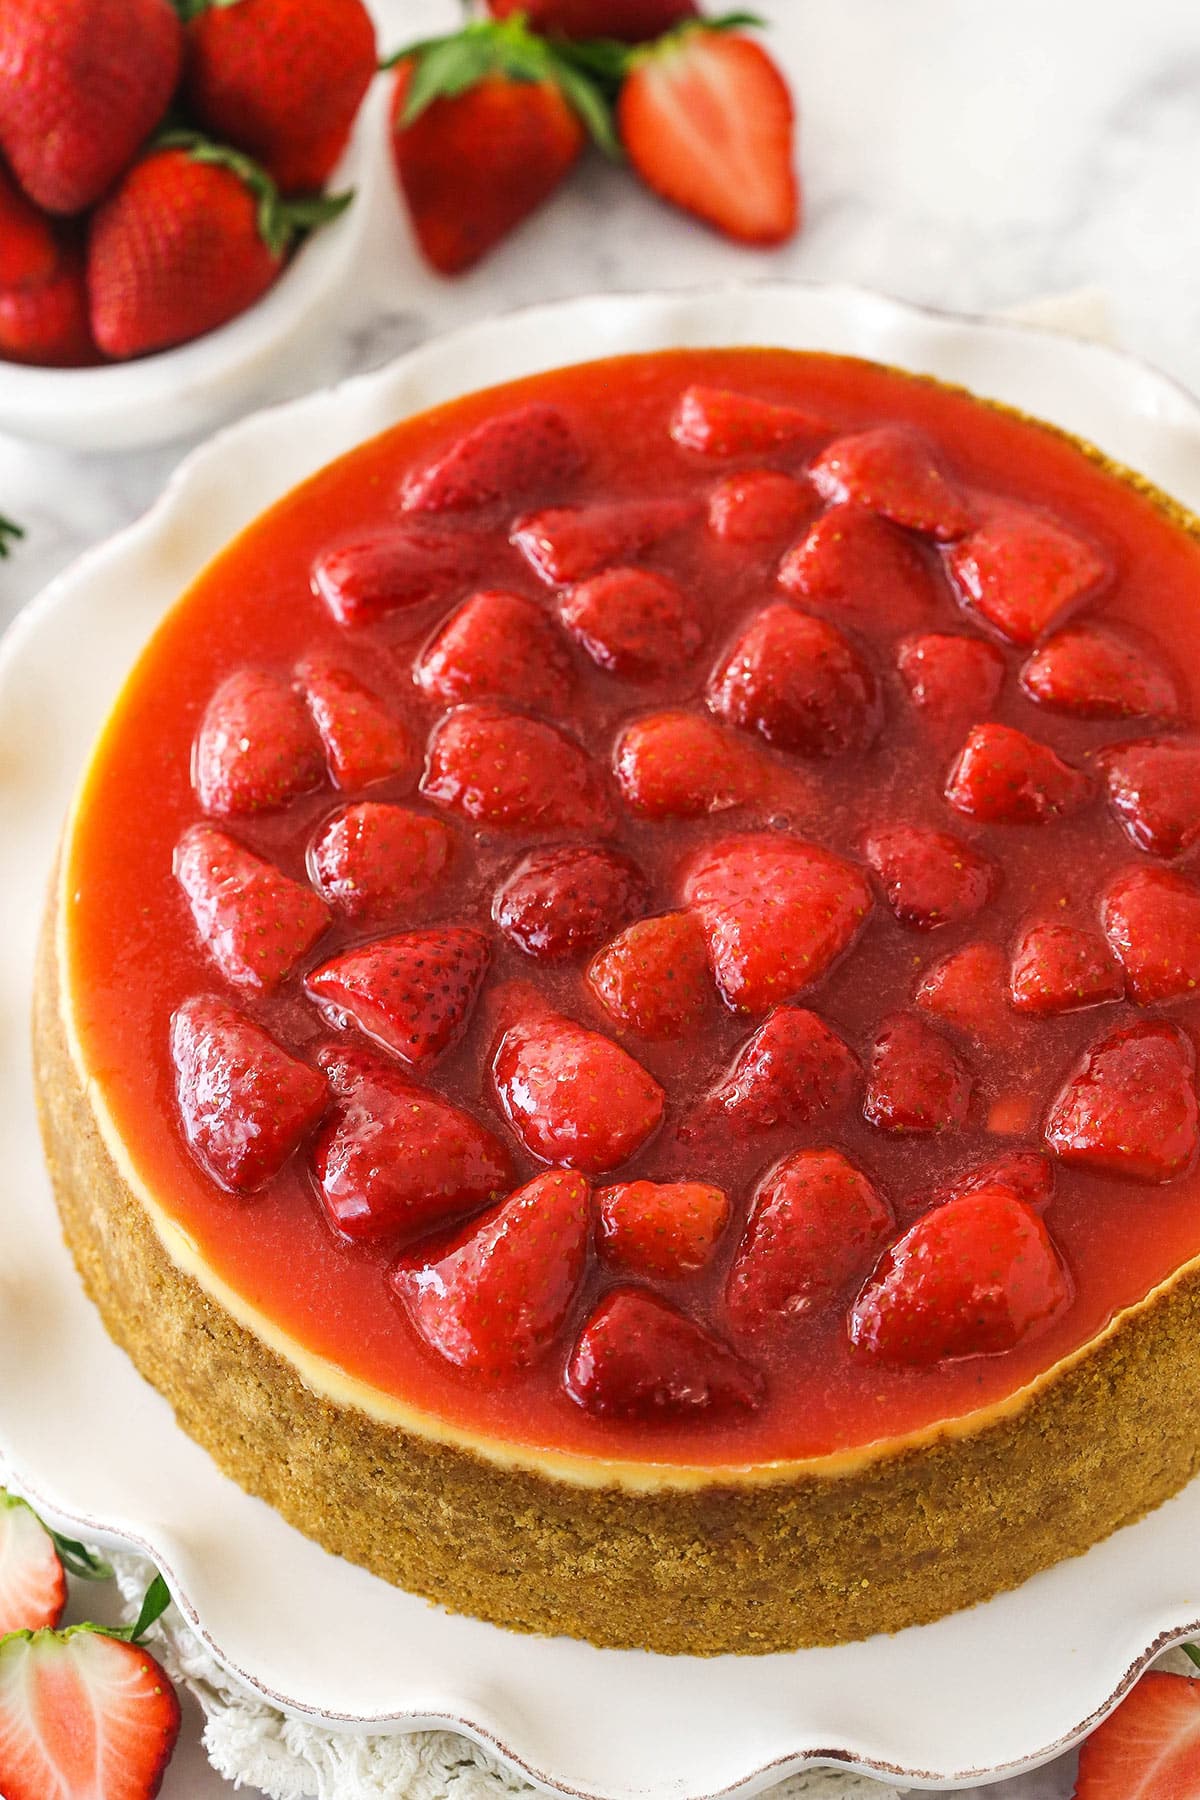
[
  {"xmin": 0, "ymin": 241, "xmax": 100, "ymax": 366},
  {"xmin": 182, "ymin": 0, "xmax": 377, "ymax": 195},
  {"xmin": 0, "ymin": 0, "xmax": 182, "ymax": 215},
  {"xmin": 0, "ymin": 161, "xmax": 56, "ymax": 289}
]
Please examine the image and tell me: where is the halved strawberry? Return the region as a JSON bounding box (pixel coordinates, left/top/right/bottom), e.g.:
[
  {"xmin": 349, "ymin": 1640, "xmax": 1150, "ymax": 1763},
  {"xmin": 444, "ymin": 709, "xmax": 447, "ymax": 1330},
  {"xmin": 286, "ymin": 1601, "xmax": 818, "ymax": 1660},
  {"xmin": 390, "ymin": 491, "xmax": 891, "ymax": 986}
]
[
  {"xmin": 849, "ymin": 1186, "xmax": 1069, "ymax": 1363},
  {"xmin": 421, "ymin": 702, "xmax": 609, "ymax": 831},
  {"xmin": 314, "ymin": 1045, "xmax": 511, "ymax": 1240},
  {"xmin": 863, "ymin": 1011, "xmax": 973, "ymax": 1134},
  {"xmin": 1021, "ymin": 624, "xmax": 1180, "ymax": 720},
  {"xmin": 494, "ymin": 844, "xmax": 647, "ymax": 960},
  {"xmin": 193, "ymin": 667, "xmax": 324, "ymax": 817},
  {"xmin": 1010, "ymin": 922, "xmax": 1123, "ymax": 1015},
  {"xmin": 1073, "ymin": 1669, "xmax": 1200, "ymax": 1799},
  {"xmin": 944, "ymin": 722, "xmax": 1091, "ymax": 824},
  {"xmin": 914, "ymin": 942, "xmax": 1012, "ymax": 1043},
  {"xmin": 175, "ymin": 824, "xmax": 330, "ymax": 989},
  {"xmin": 0, "ymin": 1495, "xmax": 65, "ymax": 1637},
  {"xmin": 778, "ymin": 501, "xmax": 939, "ymax": 631},
  {"xmin": 587, "ymin": 910, "xmax": 711, "ymax": 1038},
  {"xmin": 702, "ymin": 1007, "xmax": 859, "ymax": 1135},
  {"xmin": 707, "ymin": 468, "xmax": 814, "ymax": 546},
  {"xmin": 670, "ymin": 386, "xmax": 822, "ymax": 456},
  {"xmin": 511, "ymin": 498, "xmax": 694, "ymax": 585},
  {"xmin": 613, "ymin": 709, "xmax": 783, "ymax": 820},
  {"xmin": 707, "ymin": 603, "xmax": 879, "ymax": 757},
  {"xmin": 809, "ymin": 427, "xmax": 972, "ymax": 540},
  {"xmin": 307, "ymin": 927, "xmax": 490, "ymax": 1067},
  {"xmin": 682, "ymin": 833, "xmax": 872, "ymax": 1013},
  {"xmin": 1101, "ymin": 866, "xmax": 1200, "ymax": 1004},
  {"xmin": 597, "ymin": 1180, "xmax": 729, "ymax": 1278},
  {"xmin": 1044, "ymin": 1020, "xmax": 1198, "ymax": 1183},
  {"xmin": 390, "ymin": 1170, "xmax": 589, "ymax": 1374},
  {"xmin": 309, "ymin": 802, "xmax": 455, "ymax": 921},
  {"xmin": 414, "ymin": 588, "xmax": 574, "ymax": 712},
  {"xmin": 296, "ymin": 654, "xmax": 413, "ymax": 791},
  {"xmin": 558, "ymin": 567, "xmax": 702, "ymax": 680},
  {"xmin": 1101, "ymin": 737, "xmax": 1200, "ymax": 859},
  {"xmin": 311, "ymin": 526, "xmax": 480, "ymax": 628},
  {"xmin": 401, "ymin": 403, "xmax": 585, "ymax": 511},
  {"xmin": 491, "ymin": 998, "xmax": 665, "ymax": 1173},
  {"xmin": 947, "ymin": 499, "xmax": 1110, "ymax": 644},
  {"xmin": 896, "ymin": 633, "xmax": 1005, "ymax": 725},
  {"xmin": 727, "ymin": 1148, "xmax": 891, "ymax": 1329},
  {"xmin": 935, "ymin": 1150, "xmax": 1056, "ymax": 1213},
  {"xmin": 565, "ymin": 1288, "xmax": 763, "ymax": 1418},
  {"xmin": 865, "ymin": 823, "xmax": 997, "ymax": 931}
]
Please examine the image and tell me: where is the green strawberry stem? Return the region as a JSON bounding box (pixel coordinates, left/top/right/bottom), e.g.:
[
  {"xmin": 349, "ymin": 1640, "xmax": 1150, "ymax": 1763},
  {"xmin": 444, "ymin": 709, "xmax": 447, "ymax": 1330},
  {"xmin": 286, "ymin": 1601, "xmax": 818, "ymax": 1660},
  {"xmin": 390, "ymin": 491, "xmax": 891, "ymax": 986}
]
[
  {"xmin": 154, "ymin": 130, "xmax": 353, "ymax": 255},
  {"xmin": 1183, "ymin": 1643, "xmax": 1200, "ymax": 1671},
  {"xmin": 173, "ymin": 0, "xmax": 247, "ymax": 20},
  {"xmin": 0, "ymin": 513, "xmax": 24, "ymax": 558},
  {"xmin": 559, "ymin": 11, "xmax": 766, "ymax": 86},
  {"xmin": 0, "ymin": 1572, "xmax": 172, "ymax": 1652},
  {"xmin": 1, "ymin": 1490, "xmax": 109, "ymax": 1579}
]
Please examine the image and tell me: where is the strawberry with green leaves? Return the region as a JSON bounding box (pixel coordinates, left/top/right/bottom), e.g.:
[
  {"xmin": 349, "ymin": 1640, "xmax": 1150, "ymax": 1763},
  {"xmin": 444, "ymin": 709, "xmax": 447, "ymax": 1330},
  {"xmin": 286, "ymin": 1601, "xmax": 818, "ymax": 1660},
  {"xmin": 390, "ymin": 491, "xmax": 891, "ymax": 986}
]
[{"xmin": 1073, "ymin": 1667, "xmax": 1200, "ymax": 1798}]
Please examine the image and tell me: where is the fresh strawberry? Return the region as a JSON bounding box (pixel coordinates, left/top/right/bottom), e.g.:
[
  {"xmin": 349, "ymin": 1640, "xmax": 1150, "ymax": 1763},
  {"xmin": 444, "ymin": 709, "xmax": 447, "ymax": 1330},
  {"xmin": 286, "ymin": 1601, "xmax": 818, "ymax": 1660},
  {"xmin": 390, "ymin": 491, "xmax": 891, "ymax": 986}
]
[
  {"xmin": 296, "ymin": 655, "xmax": 412, "ymax": 791},
  {"xmin": 1101, "ymin": 737, "xmax": 1200, "ymax": 859},
  {"xmin": 702, "ymin": 1006, "xmax": 859, "ymax": 1135},
  {"xmin": 1021, "ymin": 624, "xmax": 1180, "ymax": 720},
  {"xmin": 727, "ymin": 1149, "xmax": 891, "ymax": 1329},
  {"xmin": 0, "ymin": 163, "xmax": 56, "ymax": 290},
  {"xmin": 617, "ymin": 26, "xmax": 798, "ymax": 245},
  {"xmin": 914, "ymin": 942, "xmax": 1012, "ymax": 1043},
  {"xmin": 1010, "ymin": 922, "xmax": 1123, "ymax": 1015},
  {"xmin": 1073, "ymin": 1669, "xmax": 1200, "ymax": 1798},
  {"xmin": 415, "ymin": 589, "xmax": 574, "ymax": 711},
  {"xmin": 311, "ymin": 526, "xmax": 481, "ymax": 627},
  {"xmin": 0, "ymin": 0, "xmax": 181, "ymax": 215},
  {"xmin": 864, "ymin": 823, "xmax": 997, "ymax": 931},
  {"xmin": 613, "ymin": 709, "xmax": 782, "ymax": 820},
  {"xmin": 947, "ymin": 499, "xmax": 1110, "ymax": 644},
  {"xmin": 1101, "ymin": 866, "xmax": 1200, "ymax": 1004},
  {"xmin": 670, "ymin": 386, "xmax": 823, "ymax": 457},
  {"xmin": 175, "ymin": 824, "xmax": 330, "ymax": 989},
  {"xmin": 849, "ymin": 1186, "xmax": 1069, "ymax": 1364},
  {"xmin": 587, "ymin": 910, "xmax": 711, "ymax": 1037},
  {"xmin": 170, "ymin": 995, "xmax": 327, "ymax": 1191},
  {"xmin": 707, "ymin": 468, "xmax": 814, "ymax": 546},
  {"xmin": 314, "ymin": 1044, "xmax": 511, "ymax": 1240},
  {"xmin": 512, "ymin": 498, "xmax": 694, "ymax": 585},
  {"xmin": 0, "ymin": 1495, "xmax": 65, "ymax": 1637},
  {"xmin": 486, "ymin": 0, "xmax": 698, "ymax": 39},
  {"xmin": 863, "ymin": 1011, "xmax": 973, "ymax": 1135},
  {"xmin": 707, "ymin": 602, "xmax": 879, "ymax": 757},
  {"xmin": 183, "ymin": 0, "xmax": 376, "ymax": 196},
  {"xmin": 682, "ymin": 833, "xmax": 872, "ymax": 1013},
  {"xmin": 566, "ymin": 1287, "xmax": 762, "ymax": 1419},
  {"xmin": 896, "ymin": 633, "xmax": 1005, "ymax": 725},
  {"xmin": 1044, "ymin": 1020, "xmax": 1198, "ymax": 1183},
  {"xmin": 391, "ymin": 1170, "xmax": 590, "ymax": 1373},
  {"xmin": 421, "ymin": 702, "xmax": 609, "ymax": 831},
  {"xmin": 0, "ymin": 242, "xmax": 98, "ymax": 367},
  {"xmin": 493, "ymin": 844, "xmax": 648, "ymax": 960},
  {"xmin": 597, "ymin": 1180, "xmax": 729, "ymax": 1278},
  {"xmin": 558, "ymin": 567, "xmax": 702, "ymax": 680},
  {"xmin": 491, "ymin": 999, "xmax": 665, "ymax": 1173},
  {"xmin": 307, "ymin": 927, "xmax": 490, "ymax": 1067},
  {"xmin": 193, "ymin": 666, "xmax": 324, "ymax": 817},
  {"xmin": 809, "ymin": 427, "xmax": 972, "ymax": 540},
  {"xmin": 944, "ymin": 722, "xmax": 1091, "ymax": 824},
  {"xmin": 401, "ymin": 403, "xmax": 585, "ymax": 512},
  {"xmin": 936, "ymin": 1150, "xmax": 1055, "ymax": 1213},
  {"xmin": 778, "ymin": 501, "xmax": 939, "ymax": 631},
  {"xmin": 309, "ymin": 802, "xmax": 455, "ymax": 921}
]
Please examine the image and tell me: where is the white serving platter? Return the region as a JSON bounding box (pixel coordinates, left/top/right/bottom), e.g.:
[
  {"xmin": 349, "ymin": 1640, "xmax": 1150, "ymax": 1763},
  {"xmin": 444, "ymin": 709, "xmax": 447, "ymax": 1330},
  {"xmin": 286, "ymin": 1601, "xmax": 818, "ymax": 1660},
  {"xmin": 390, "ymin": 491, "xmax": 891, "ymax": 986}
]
[{"xmin": 4, "ymin": 282, "xmax": 1200, "ymax": 1798}]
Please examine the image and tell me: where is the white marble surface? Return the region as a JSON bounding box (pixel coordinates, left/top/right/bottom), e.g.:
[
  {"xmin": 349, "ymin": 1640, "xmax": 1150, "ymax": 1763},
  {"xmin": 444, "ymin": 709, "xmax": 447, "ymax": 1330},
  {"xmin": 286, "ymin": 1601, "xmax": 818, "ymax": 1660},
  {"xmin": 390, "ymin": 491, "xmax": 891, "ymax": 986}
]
[{"xmin": 4, "ymin": 0, "xmax": 1199, "ymax": 1792}]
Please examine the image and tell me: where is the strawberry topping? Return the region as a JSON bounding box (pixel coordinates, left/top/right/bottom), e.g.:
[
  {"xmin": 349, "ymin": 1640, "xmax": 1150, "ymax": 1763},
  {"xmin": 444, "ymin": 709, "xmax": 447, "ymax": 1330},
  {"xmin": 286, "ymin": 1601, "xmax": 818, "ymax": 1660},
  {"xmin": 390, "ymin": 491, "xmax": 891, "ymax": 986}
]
[
  {"xmin": 587, "ymin": 910, "xmax": 711, "ymax": 1037},
  {"xmin": 809, "ymin": 426, "xmax": 972, "ymax": 540},
  {"xmin": 896, "ymin": 632, "xmax": 1005, "ymax": 725},
  {"xmin": 494, "ymin": 845, "xmax": 648, "ymax": 960},
  {"xmin": 613, "ymin": 709, "xmax": 784, "ymax": 820},
  {"xmin": 422, "ymin": 702, "xmax": 609, "ymax": 831},
  {"xmin": 566, "ymin": 1288, "xmax": 763, "ymax": 1419},
  {"xmin": 864, "ymin": 1012, "xmax": 973, "ymax": 1135},
  {"xmin": 512, "ymin": 498, "xmax": 695, "ymax": 585},
  {"xmin": 707, "ymin": 468, "xmax": 814, "ymax": 545},
  {"xmin": 944, "ymin": 722, "xmax": 1091, "ymax": 824},
  {"xmin": 414, "ymin": 588, "xmax": 574, "ymax": 711},
  {"xmin": 865, "ymin": 823, "xmax": 997, "ymax": 931},
  {"xmin": 707, "ymin": 603, "xmax": 879, "ymax": 757},
  {"xmin": 296, "ymin": 654, "xmax": 413, "ymax": 790},
  {"xmin": 175, "ymin": 824, "xmax": 330, "ymax": 989},
  {"xmin": 1101, "ymin": 866, "xmax": 1200, "ymax": 1004},
  {"xmin": 307, "ymin": 927, "xmax": 491, "ymax": 1066},
  {"xmin": 778, "ymin": 501, "xmax": 940, "ymax": 629},
  {"xmin": 311, "ymin": 527, "xmax": 479, "ymax": 628},
  {"xmin": 1010, "ymin": 922, "xmax": 1123, "ymax": 1015},
  {"xmin": 193, "ymin": 667, "xmax": 324, "ymax": 817},
  {"xmin": 309, "ymin": 803, "xmax": 455, "ymax": 921},
  {"xmin": 597, "ymin": 1180, "xmax": 729, "ymax": 1278},
  {"xmin": 558, "ymin": 568, "xmax": 702, "ymax": 680},
  {"xmin": 1100, "ymin": 737, "xmax": 1200, "ymax": 858},
  {"xmin": 1045, "ymin": 1021, "xmax": 1199, "ymax": 1184},
  {"xmin": 914, "ymin": 942, "xmax": 1013, "ymax": 1043},
  {"xmin": 670, "ymin": 386, "xmax": 823, "ymax": 456},
  {"xmin": 401, "ymin": 403, "xmax": 585, "ymax": 511},
  {"xmin": 947, "ymin": 499, "xmax": 1110, "ymax": 644},
  {"xmin": 702, "ymin": 1007, "xmax": 859, "ymax": 1135},
  {"xmin": 1021, "ymin": 624, "xmax": 1180, "ymax": 719}
]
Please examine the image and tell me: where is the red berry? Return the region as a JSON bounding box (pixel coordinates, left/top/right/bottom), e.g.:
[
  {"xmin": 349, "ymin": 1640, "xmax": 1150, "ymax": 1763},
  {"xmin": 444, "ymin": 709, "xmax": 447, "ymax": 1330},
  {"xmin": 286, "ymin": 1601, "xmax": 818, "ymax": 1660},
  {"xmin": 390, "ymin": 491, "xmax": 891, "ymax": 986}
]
[
  {"xmin": 193, "ymin": 667, "xmax": 324, "ymax": 817},
  {"xmin": 311, "ymin": 527, "xmax": 481, "ymax": 628},
  {"xmin": 707, "ymin": 468, "xmax": 814, "ymax": 546},
  {"xmin": 1101, "ymin": 866, "xmax": 1200, "ymax": 1004},
  {"xmin": 494, "ymin": 845, "xmax": 648, "ymax": 961},
  {"xmin": 512, "ymin": 498, "xmax": 694, "ymax": 586},
  {"xmin": 414, "ymin": 589, "xmax": 574, "ymax": 712},
  {"xmin": 1009, "ymin": 922, "xmax": 1123, "ymax": 1015},
  {"xmin": 0, "ymin": 161, "xmax": 56, "ymax": 289},
  {"xmin": 309, "ymin": 803, "xmax": 455, "ymax": 922},
  {"xmin": 565, "ymin": 1288, "xmax": 763, "ymax": 1419},
  {"xmin": 865, "ymin": 823, "xmax": 997, "ymax": 931},
  {"xmin": 401, "ymin": 402, "xmax": 585, "ymax": 511},
  {"xmin": 587, "ymin": 910, "xmax": 711, "ymax": 1038},
  {"xmin": 863, "ymin": 1012, "xmax": 973, "ymax": 1135},
  {"xmin": 421, "ymin": 702, "xmax": 609, "ymax": 832},
  {"xmin": 914, "ymin": 942, "xmax": 1012, "ymax": 1044},
  {"xmin": 935, "ymin": 1150, "xmax": 1056, "ymax": 1214},
  {"xmin": 613, "ymin": 709, "xmax": 783, "ymax": 820},
  {"xmin": 707, "ymin": 603, "xmax": 879, "ymax": 757},
  {"xmin": 174, "ymin": 824, "xmax": 330, "ymax": 990},
  {"xmin": 307, "ymin": 927, "xmax": 491, "ymax": 1067},
  {"xmin": 670, "ymin": 386, "xmax": 822, "ymax": 456},
  {"xmin": 809, "ymin": 427, "xmax": 972, "ymax": 540},
  {"xmin": 558, "ymin": 568, "xmax": 702, "ymax": 680},
  {"xmin": 778, "ymin": 501, "xmax": 939, "ymax": 631},
  {"xmin": 296, "ymin": 654, "xmax": 413, "ymax": 790},
  {"xmin": 944, "ymin": 722, "xmax": 1090, "ymax": 824},
  {"xmin": 947, "ymin": 499, "xmax": 1110, "ymax": 644},
  {"xmin": 1044, "ymin": 1020, "xmax": 1198, "ymax": 1184},
  {"xmin": 702, "ymin": 1007, "xmax": 859, "ymax": 1135},
  {"xmin": 0, "ymin": 241, "xmax": 98, "ymax": 367},
  {"xmin": 896, "ymin": 632, "xmax": 1005, "ymax": 725},
  {"xmin": 597, "ymin": 1180, "xmax": 729, "ymax": 1278},
  {"xmin": 1021, "ymin": 624, "xmax": 1180, "ymax": 719},
  {"xmin": 1100, "ymin": 737, "xmax": 1200, "ymax": 859}
]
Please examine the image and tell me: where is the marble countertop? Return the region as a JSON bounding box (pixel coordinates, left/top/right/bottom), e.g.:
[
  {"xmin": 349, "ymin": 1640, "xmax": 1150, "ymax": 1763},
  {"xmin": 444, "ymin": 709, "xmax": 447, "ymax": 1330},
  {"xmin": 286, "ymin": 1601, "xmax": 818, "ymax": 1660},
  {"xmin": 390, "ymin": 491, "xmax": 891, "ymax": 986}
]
[{"xmin": 3, "ymin": 0, "xmax": 1198, "ymax": 1793}]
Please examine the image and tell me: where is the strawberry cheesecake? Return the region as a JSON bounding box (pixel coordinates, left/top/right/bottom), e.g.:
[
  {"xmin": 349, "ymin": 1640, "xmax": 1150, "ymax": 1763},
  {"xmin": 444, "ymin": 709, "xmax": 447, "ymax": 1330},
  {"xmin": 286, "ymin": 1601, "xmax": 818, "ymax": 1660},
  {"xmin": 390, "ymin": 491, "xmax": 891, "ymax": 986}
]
[{"xmin": 34, "ymin": 347, "xmax": 1200, "ymax": 1654}]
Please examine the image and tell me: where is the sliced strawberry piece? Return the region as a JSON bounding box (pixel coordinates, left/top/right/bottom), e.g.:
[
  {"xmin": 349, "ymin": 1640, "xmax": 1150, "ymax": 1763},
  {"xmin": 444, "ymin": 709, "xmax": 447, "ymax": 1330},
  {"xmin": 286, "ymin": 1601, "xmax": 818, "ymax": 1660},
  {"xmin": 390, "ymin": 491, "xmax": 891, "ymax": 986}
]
[
  {"xmin": 491, "ymin": 1000, "xmax": 665, "ymax": 1173},
  {"xmin": 170, "ymin": 996, "xmax": 327, "ymax": 1192},
  {"xmin": 947, "ymin": 499, "xmax": 1110, "ymax": 644},
  {"xmin": 865, "ymin": 823, "xmax": 997, "ymax": 931},
  {"xmin": 194, "ymin": 667, "xmax": 324, "ymax": 817},
  {"xmin": 1010, "ymin": 922, "xmax": 1123, "ymax": 1015},
  {"xmin": 309, "ymin": 802, "xmax": 455, "ymax": 921},
  {"xmin": 707, "ymin": 603, "xmax": 879, "ymax": 757},
  {"xmin": 778, "ymin": 501, "xmax": 939, "ymax": 630},
  {"xmin": 587, "ymin": 910, "xmax": 711, "ymax": 1038},
  {"xmin": 311, "ymin": 526, "xmax": 480, "ymax": 629},
  {"xmin": 1101, "ymin": 866, "xmax": 1200, "ymax": 1004},
  {"xmin": 864, "ymin": 1012, "xmax": 973, "ymax": 1135},
  {"xmin": 1021, "ymin": 624, "xmax": 1180, "ymax": 720},
  {"xmin": 727, "ymin": 1148, "xmax": 891, "ymax": 1329},
  {"xmin": 849, "ymin": 1187, "xmax": 1069, "ymax": 1364},
  {"xmin": 401, "ymin": 403, "xmax": 585, "ymax": 512},
  {"xmin": 915, "ymin": 942, "xmax": 1012, "ymax": 1043},
  {"xmin": 597, "ymin": 1180, "xmax": 729, "ymax": 1278},
  {"xmin": 703, "ymin": 1007, "xmax": 859, "ymax": 1134},
  {"xmin": 421, "ymin": 702, "xmax": 609, "ymax": 831},
  {"xmin": 936, "ymin": 1150, "xmax": 1056, "ymax": 1213},
  {"xmin": 809, "ymin": 426, "xmax": 972, "ymax": 540},
  {"xmin": 670, "ymin": 385, "xmax": 823, "ymax": 456},
  {"xmin": 896, "ymin": 632, "xmax": 1005, "ymax": 725},
  {"xmin": 390, "ymin": 1170, "xmax": 589, "ymax": 1374},
  {"xmin": 1101, "ymin": 737, "xmax": 1200, "ymax": 859},
  {"xmin": 414, "ymin": 588, "xmax": 574, "ymax": 712},
  {"xmin": 314, "ymin": 1045, "xmax": 511, "ymax": 1240},
  {"xmin": 494, "ymin": 845, "xmax": 648, "ymax": 960},
  {"xmin": 307, "ymin": 927, "xmax": 490, "ymax": 1067},
  {"xmin": 0, "ymin": 1494, "xmax": 65, "ymax": 1636},
  {"xmin": 682, "ymin": 833, "xmax": 872, "ymax": 1013},
  {"xmin": 1044, "ymin": 1020, "xmax": 1198, "ymax": 1183},
  {"xmin": 296, "ymin": 654, "xmax": 413, "ymax": 791},
  {"xmin": 558, "ymin": 567, "xmax": 702, "ymax": 680},
  {"xmin": 175, "ymin": 824, "xmax": 330, "ymax": 989},
  {"xmin": 565, "ymin": 1288, "xmax": 763, "ymax": 1419},
  {"xmin": 511, "ymin": 498, "xmax": 694, "ymax": 586},
  {"xmin": 1073, "ymin": 1670, "xmax": 1200, "ymax": 1799},
  {"xmin": 707, "ymin": 468, "xmax": 814, "ymax": 546},
  {"xmin": 944, "ymin": 722, "xmax": 1091, "ymax": 824},
  {"xmin": 613, "ymin": 709, "xmax": 782, "ymax": 820}
]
